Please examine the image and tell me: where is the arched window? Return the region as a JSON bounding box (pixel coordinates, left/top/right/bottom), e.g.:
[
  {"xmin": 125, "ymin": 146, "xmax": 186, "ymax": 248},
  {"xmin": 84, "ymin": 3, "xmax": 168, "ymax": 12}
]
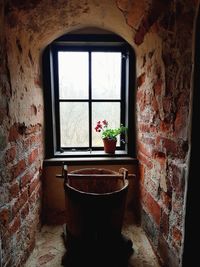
[{"xmin": 43, "ymin": 33, "xmax": 135, "ymax": 158}]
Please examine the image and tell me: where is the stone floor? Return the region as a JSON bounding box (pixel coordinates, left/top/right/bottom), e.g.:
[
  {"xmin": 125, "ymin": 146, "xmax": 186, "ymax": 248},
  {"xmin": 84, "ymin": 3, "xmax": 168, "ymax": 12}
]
[{"xmin": 25, "ymin": 217, "xmax": 160, "ymax": 267}]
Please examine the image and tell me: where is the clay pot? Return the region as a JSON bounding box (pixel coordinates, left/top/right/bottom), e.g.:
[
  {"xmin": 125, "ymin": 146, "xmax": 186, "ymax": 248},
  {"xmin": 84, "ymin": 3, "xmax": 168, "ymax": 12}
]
[{"xmin": 103, "ymin": 138, "xmax": 117, "ymax": 154}]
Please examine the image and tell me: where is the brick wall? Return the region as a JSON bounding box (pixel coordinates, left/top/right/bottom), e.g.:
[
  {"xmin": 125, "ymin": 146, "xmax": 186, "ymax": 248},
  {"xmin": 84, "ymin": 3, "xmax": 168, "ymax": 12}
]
[
  {"xmin": 0, "ymin": 0, "xmax": 198, "ymax": 266},
  {"xmin": 117, "ymin": 0, "xmax": 197, "ymax": 266},
  {"xmin": 0, "ymin": 0, "xmax": 135, "ymax": 265},
  {"xmin": 0, "ymin": 0, "xmax": 136, "ymax": 265}
]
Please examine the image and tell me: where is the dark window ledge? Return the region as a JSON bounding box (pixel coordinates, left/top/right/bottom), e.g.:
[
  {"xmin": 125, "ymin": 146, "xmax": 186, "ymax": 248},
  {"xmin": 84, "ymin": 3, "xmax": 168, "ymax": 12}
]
[
  {"xmin": 55, "ymin": 150, "xmax": 128, "ymax": 157},
  {"xmin": 43, "ymin": 156, "xmax": 138, "ymax": 166}
]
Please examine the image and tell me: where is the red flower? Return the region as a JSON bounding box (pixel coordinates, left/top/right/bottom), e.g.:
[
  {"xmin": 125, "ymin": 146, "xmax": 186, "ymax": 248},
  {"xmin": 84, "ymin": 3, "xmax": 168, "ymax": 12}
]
[{"xmin": 102, "ymin": 120, "xmax": 108, "ymax": 126}]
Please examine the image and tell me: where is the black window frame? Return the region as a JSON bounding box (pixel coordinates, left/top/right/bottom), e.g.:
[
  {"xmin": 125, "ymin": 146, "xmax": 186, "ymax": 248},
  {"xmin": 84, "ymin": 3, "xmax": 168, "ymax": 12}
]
[{"xmin": 43, "ymin": 34, "xmax": 135, "ymax": 158}]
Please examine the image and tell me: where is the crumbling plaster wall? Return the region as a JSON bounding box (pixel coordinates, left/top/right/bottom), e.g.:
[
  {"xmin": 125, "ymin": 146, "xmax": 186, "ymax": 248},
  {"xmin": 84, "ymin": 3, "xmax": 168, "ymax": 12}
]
[
  {"xmin": 117, "ymin": 0, "xmax": 198, "ymax": 266},
  {"xmin": 0, "ymin": 0, "xmax": 198, "ymax": 266}
]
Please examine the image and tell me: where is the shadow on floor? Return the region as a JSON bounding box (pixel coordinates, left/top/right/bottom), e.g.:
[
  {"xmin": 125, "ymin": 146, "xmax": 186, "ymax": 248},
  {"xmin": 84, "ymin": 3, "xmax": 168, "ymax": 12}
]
[
  {"xmin": 25, "ymin": 218, "xmax": 160, "ymax": 267},
  {"xmin": 61, "ymin": 226, "xmax": 134, "ymax": 267}
]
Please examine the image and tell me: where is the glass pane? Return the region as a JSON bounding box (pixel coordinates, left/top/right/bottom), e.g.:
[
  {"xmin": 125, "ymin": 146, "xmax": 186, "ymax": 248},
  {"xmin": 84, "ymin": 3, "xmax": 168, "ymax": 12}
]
[
  {"xmin": 58, "ymin": 52, "xmax": 89, "ymax": 99},
  {"xmin": 92, "ymin": 102, "xmax": 120, "ymax": 147},
  {"xmin": 60, "ymin": 102, "xmax": 89, "ymax": 147},
  {"xmin": 92, "ymin": 52, "xmax": 121, "ymax": 99}
]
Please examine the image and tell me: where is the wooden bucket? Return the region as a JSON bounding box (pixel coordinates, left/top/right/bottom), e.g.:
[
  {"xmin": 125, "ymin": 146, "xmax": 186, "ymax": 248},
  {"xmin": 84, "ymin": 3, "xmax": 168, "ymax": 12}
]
[{"xmin": 64, "ymin": 168, "xmax": 129, "ymax": 240}]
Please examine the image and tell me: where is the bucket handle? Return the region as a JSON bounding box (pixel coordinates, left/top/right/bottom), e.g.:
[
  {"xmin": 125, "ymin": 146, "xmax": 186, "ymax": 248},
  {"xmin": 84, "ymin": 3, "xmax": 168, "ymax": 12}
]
[
  {"xmin": 56, "ymin": 164, "xmax": 68, "ymax": 184},
  {"xmin": 119, "ymin": 168, "xmax": 128, "ymax": 185}
]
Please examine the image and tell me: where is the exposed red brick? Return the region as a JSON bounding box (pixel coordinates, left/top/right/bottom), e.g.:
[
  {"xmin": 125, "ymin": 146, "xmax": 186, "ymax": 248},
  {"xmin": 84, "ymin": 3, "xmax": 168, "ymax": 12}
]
[
  {"xmin": 29, "ymin": 183, "xmax": 42, "ymax": 209},
  {"xmin": 21, "ymin": 173, "xmax": 32, "ymax": 188},
  {"xmin": 137, "ymin": 141, "xmax": 153, "ymax": 158},
  {"xmin": 144, "ymin": 90, "xmax": 153, "ymax": 106},
  {"xmin": 138, "ymin": 96, "xmax": 145, "ymax": 112},
  {"xmin": 30, "ymin": 135, "xmax": 37, "ymax": 144},
  {"xmin": 9, "ymin": 181, "xmax": 20, "ymax": 199},
  {"xmin": 29, "ymin": 175, "xmax": 40, "ymax": 196},
  {"xmin": 160, "ymin": 191, "xmax": 172, "ymax": 210},
  {"xmin": 168, "ymin": 163, "xmax": 185, "ymax": 196},
  {"xmin": 11, "ymin": 159, "xmax": 26, "ymax": 179},
  {"xmin": 152, "ymin": 97, "xmax": 159, "ymax": 112},
  {"xmin": 137, "ymin": 89, "xmax": 143, "ymax": 102},
  {"xmin": 20, "ymin": 202, "xmax": 29, "ymax": 219},
  {"xmin": 28, "ymin": 148, "xmax": 38, "ymax": 164},
  {"xmin": 134, "ymin": 22, "xmax": 147, "ymax": 45},
  {"xmin": 153, "ymin": 79, "xmax": 163, "ymax": 96},
  {"xmin": 5, "ymin": 147, "xmax": 16, "ymax": 163},
  {"xmin": 155, "ymin": 136, "xmax": 188, "ymax": 159},
  {"xmin": 29, "ymin": 191, "xmax": 37, "ymax": 206},
  {"xmin": 35, "ymin": 133, "xmax": 43, "ymax": 143},
  {"xmin": 138, "ymin": 163, "xmax": 145, "ymax": 186},
  {"xmin": 0, "ymin": 207, "xmax": 10, "ymax": 226},
  {"xmin": 134, "ymin": 0, "xmax": 171, "ymax": 44},
  {"xmin": 139, "ymin": 123, "xmax": 149, "ymax": 133},
  {"xmin": 9, "ymin": 215, "xmax": 21, "ymax": 234},
  {"xmin": 153, "ymin": 151, "xmax": 166, "ymax": 167},
  {"xmin": 160, "ymin": 211, "xmax": 169, "ymax": 237},
  {"xmin": 23, "ymin": 137, "xmax": 31, "ymax": 150},
  {"xmin": 137, "ymin": 73, "xmax": 146, "ymax": 87},
  {"xmin": 174, "ymin": 106, "xmax": 188, "ymax": 138},
  {"xmin": 12, "ymin": 200, "xmax": 20, "ymax": 217},
  {"xmin": 20, "ymin": 187, "xmax": 29, "ymax": 205},
  {"xmin": 140, "ymin": 111, "xmax": 153, "ymax": 124},
  {"xmin": 163, "ymin": 96, "xmax": 172, "ymax": 113},
  {"xmin": 138, "ymin": 152, "xmax": 153, "ymax": 169},
  {"xmin": 177, "ymin": 91, "xmax": 189, "ymax": 107},
  {"xmin": 24, "ymin": 134, "xmax": 41, "ymax": 149},
  {"xmin": 172, "ymin": 227, "xmax": 182, "ymax": 243},
  {"xmin": 159, "ymin": 120, "xmax": 172, "ymax": 134},
  {"xmin": 172, "ymin": 226, "xmax": 183, "ymax": 252},
  {"xmin": 141, "ymin": 136, "xmax": 156, "ymax": 146},
  {"xmin": 147, "ymin": 63, "xmax": 152, "ymax": 74},
  {"xmin": 142, "ymin": 188, "xmax": 161, "ymax": 225},
  {"xmin": 9, "ymin": 123, "xmax": 19, "ymax": 141},
  {"xmin": 12, "ymin": 188, "xmax": 28, "ymax": 217},
  {"xmin": 138, "ymin": 123, "xmax": 157, "ymax": 134}
]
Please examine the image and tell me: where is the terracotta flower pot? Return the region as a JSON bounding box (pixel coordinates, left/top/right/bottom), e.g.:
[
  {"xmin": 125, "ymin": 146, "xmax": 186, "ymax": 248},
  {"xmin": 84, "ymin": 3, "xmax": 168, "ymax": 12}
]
[{"xmin": 103, "ymin": 138, "xmax": 117, "ymax": 154}]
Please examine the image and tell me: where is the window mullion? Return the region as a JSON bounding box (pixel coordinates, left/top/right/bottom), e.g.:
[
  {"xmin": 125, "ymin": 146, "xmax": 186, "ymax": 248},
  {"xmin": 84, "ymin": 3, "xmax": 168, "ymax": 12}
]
[
  {"xmin": 89, "ymin": 51, "xmax": 92, "ymax": 150},
  {"xmin": 54, "ymin": 50, "xmax": 61, "ymax": 151},
  {"xmin": 120, "ymin": 51, "xmax": 126, "ymax": 150}
]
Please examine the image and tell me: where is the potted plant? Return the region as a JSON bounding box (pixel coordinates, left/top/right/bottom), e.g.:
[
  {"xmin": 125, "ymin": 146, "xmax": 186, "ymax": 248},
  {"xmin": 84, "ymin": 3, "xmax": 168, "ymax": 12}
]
[{"xmin": 94, "ymin": 120, "xmax": 127, "ymax": 154}]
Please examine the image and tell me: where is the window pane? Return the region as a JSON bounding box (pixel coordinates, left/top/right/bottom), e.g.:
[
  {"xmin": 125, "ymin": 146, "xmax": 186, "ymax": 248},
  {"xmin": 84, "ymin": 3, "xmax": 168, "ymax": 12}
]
[
  {"xmin": 92, "ymin": 102, "xmax": 121, "ymax": 147},
  {"xmin": 92, "ymin": 52, "xmax": 121, "ymax": 99},
  {"xmin": 60, "ymin": 102, "xmax": 89, "ymax": 147},
  {"xmin": 58, "ymin": 52, "xmax": 89, "ymax": 99}
]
